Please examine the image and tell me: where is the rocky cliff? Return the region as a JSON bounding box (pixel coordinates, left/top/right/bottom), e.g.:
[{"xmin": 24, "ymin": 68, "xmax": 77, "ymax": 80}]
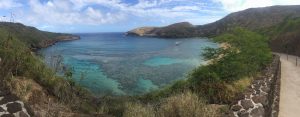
[
  {"xmin": 127, "ymin": 5, "xmax": 300, "ymax": 38},
  {"xmin": 36, "ymin": 35, "xmax": 80, "ymax": 49},
  {"xmin": 127, "ymin": 27, "xmax": 158, "ymax": 36}
]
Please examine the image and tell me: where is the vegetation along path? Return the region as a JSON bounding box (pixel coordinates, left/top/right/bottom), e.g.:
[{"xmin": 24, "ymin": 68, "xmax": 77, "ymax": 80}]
[{"xmin": 278, "ymin": 53, "xmax": 300, "ymax": 117}]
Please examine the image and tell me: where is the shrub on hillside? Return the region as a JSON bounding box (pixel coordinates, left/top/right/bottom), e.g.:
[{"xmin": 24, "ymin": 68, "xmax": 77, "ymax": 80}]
[
  {"xmin": 187, "ymin": 27, "xmax": 272, "ymax": 103},
  {"xmin": 0, "ymin": 36, "xmax": 95, "ymax": 113}
]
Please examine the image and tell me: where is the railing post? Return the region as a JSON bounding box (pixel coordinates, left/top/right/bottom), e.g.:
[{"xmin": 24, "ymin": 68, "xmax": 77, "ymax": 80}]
[{"xmin": 297, "ymin": 57, "xmax": 298, "ymax": 66}]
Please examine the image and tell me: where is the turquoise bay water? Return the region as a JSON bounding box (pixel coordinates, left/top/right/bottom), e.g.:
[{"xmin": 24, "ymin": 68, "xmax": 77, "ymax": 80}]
[{"xmin": 39, "ymin": 33, "xmax": 217, "ymax": 96}]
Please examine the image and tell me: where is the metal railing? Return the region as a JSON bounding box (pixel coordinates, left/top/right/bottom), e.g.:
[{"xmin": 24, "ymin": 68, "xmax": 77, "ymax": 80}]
[
  {"xmin": 285, "ymin": 54, "xmax": 299, "ymax": 66},
  {"xmin": 273, "ymin": 52, "xmax": 299, "ymax": 66}
]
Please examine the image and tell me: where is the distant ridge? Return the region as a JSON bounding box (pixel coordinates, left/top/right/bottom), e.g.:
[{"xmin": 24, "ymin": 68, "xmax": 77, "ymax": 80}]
[
  {"xmin": 196, "ymin": 5, "xmax": 300, "ymax": 36},
  {"xmin": 127, "ymin": 22, "xmax": 195, "ymax": 38},
  {"xmin": 127, "ymin": 5, "xmax": 300, "ymax": 38},
  {"xmin": 127, "ymin": 5, "xmax": 300, "ymax": 55}
]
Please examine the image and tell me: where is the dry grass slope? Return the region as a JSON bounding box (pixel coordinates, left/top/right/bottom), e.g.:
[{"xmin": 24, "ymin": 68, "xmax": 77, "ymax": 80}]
[{"xmin": 124, "ymin": 92, "xmax": 218, "ymax": 117}]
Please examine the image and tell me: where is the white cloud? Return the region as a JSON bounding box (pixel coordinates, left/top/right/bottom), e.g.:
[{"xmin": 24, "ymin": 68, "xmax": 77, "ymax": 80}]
[
  {"xmin": 0, "ymin": 0, "xmax": 22, "ymax": 9},
  {"xmin": 6, "ymin": 0, "xmax": 228, "ymax": 31},
  {"xmin": 14, "ymin": 0, "xmax": 213, "ymax": 26},
  {"xmin": 4, "ymin": 0, "xmax": 298, "ymax": 32},
  {"xmin": 85, "ymin": 7, "xmax": 125, "ymax": 24},
  {"xmin": 16, "ymin": 0, "xmax": 126, "ymax": 26},
  {"xmin": 38, "ymin": 24, "xmax": 54, "ymax": 30},
  {"xmin": 172, "ymin": 6, "xmax": 202, "ymax": 11},
  {"xmin": 214, "ymin": 0, "xmax": 300, "ymax": 12}
]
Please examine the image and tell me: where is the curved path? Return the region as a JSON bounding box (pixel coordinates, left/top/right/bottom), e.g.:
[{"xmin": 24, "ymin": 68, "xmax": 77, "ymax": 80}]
[
  {"xmin": 278, "ymin": 53, "xmax": 300, "ymax": 117},
  {"xmin": 0, "ymin": 89, "xmax": 32, "ymax": 117}
]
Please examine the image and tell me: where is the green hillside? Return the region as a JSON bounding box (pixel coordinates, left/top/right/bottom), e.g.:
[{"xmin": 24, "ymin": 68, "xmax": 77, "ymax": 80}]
[
  {"xmin": 0, "ymin": 22, "xmax": 78, "ymax": 50},
  {"xmin": 262, "ymin": 18, "xmax": 300, "ymax": 55},
  {"xmin": 0, "ymin": 23, "xmax": 95, "ymax": 115}
]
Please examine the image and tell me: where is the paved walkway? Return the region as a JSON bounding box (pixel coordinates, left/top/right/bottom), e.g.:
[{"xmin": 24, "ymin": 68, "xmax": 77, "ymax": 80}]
[
  {"xmin": 277, "ymin": 53, "xmax": 300, "ymax": 117},
  {"xmin": 0, "ymin": 88, "xmax": 32, "ymax": 117}
]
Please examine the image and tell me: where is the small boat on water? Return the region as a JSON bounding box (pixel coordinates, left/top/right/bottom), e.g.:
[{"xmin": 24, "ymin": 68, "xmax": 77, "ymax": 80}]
[{"xmin": 175, "ymin": 41, "xmax": 181, "ymax": 46}]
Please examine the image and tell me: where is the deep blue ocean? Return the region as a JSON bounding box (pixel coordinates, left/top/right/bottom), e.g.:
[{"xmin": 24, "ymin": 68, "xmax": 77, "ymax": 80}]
[{"xmin": 39, "ymin": 33, "xmax": 218, "ymax": 96}]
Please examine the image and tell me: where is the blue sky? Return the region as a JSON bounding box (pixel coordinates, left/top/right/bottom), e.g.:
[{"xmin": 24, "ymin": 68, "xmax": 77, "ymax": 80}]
[{"xmin": 0, "ymin": 0, "xmax": 299, "ymax": 33}]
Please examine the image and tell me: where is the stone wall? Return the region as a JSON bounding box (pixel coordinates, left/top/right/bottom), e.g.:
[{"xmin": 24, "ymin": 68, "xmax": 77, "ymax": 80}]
[
  {"xmin": 227, "ymin": 55, "xmax": 281, "ymax": 117},
  {"xmin": 0, "ymin": 88, "xmax": 34, "ymax": 117}
]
